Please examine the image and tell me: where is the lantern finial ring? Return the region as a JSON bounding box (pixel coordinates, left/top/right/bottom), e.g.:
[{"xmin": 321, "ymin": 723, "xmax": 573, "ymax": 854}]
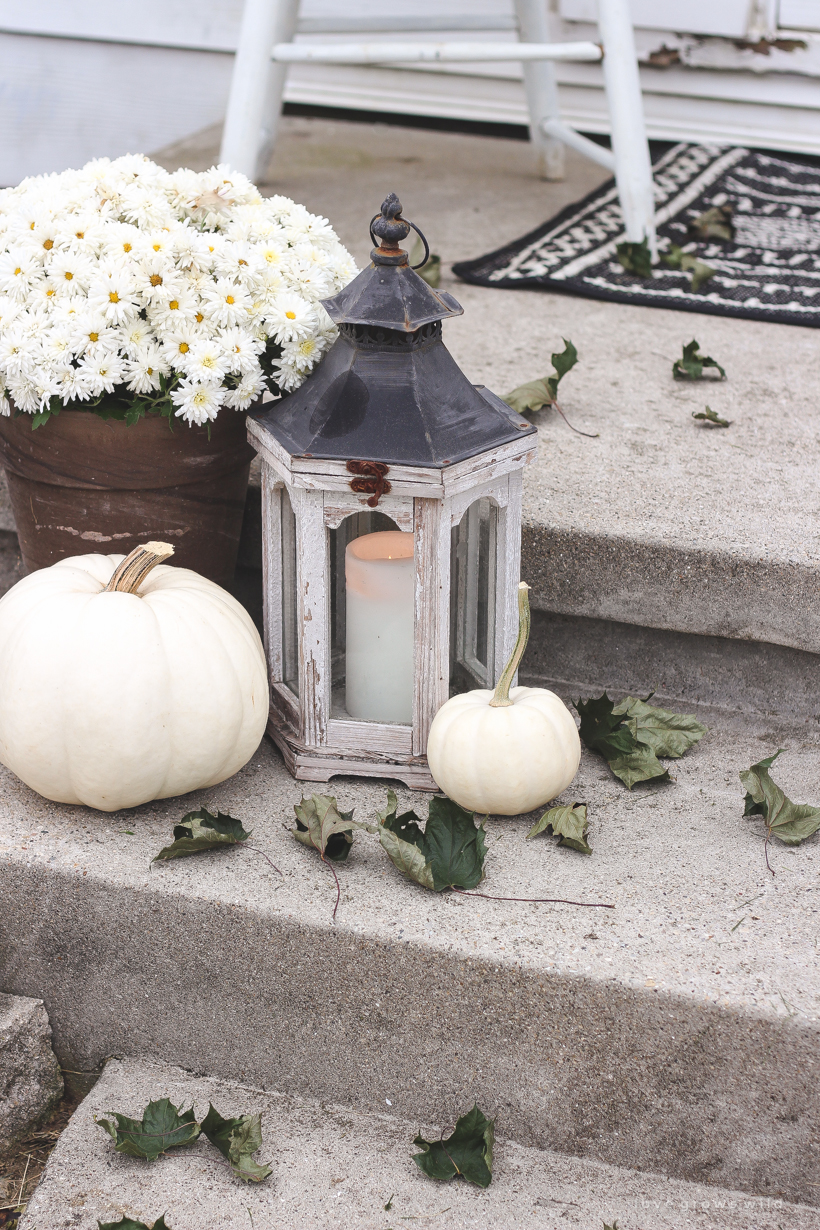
[{"xmin": 370, "ymin": 194, "xmax": 429, "ymax": 269}]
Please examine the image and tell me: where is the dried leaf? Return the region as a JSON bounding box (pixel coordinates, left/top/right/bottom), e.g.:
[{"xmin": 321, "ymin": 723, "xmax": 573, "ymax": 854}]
[
  {"xmin": 200, "ymin": 1104, "xmax": 271, "ymax": 1183},
  {"xmin": 98, "ymin": 1218, "xmax": 170, "ymax": 1230},
  {"xmin": 409, "ymin": 236, "xmax": 442, "ymax": 288},
  {"xmin": 575, "ymin": 692, "xmax": 704, "ymax": 790},
  {"xmin": 616, "ymin": 238, "xmax": 653, "ymax": 277},
  {"xmin": 501, "ymin": 339, "xmax": 577, "ymax": 414},
  {"xmin": 692, "ymin": 405, "xmax": 730, "ymax": 428},
  {"xmin": 528, "ymin": 803, "xmax": 592, "ymax": 854},
  {"xmin": 97, "ymin": 1099, "xmax": 200, "ymax": 1161},
  {"xmin": 378, "ymin": 791, "xmax": 486, "ymax": 891},
  {"xmin": 662, "ymin": 246, "xmax": 716, "ymax": 291},
  {"xmin": 413, "ymin": 1104, "xmax": 494, "ymax": 1188},
  {"xmin": 740, "ymin": 753, "xmax": 820, "ymax": 846},
  {"xmin": 612, "ymin": 696, "xmax": 706, "ymax": 759},
  {"xmin": 673, "ymin": 340, "xmax": 726, "ymax": 381},
  {"xmin": 153, "ymin": 808, "xmax": 251, "ymax": 861},
  {"xmin": 292, "ymin": 793, "xmax": 359, "ymax": 861},
  {"xmin": 688, "ymin": 204, "xmax": 734, "ymax": 242}
]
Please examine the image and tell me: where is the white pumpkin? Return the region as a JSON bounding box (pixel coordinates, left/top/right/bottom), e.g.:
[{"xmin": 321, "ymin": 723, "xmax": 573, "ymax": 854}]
[
  {"xmin": 426, "ymin": 582, "xmax": 580, "ymax": 815},
  {"xmin": 0, "ymin": 542, "xmax": 269, "ymax": 812}
]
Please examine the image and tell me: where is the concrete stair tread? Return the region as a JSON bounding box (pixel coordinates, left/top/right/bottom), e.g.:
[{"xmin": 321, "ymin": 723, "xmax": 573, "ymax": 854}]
[
  {"xmin": 2, "ymin": 716, "xmax": 819, "ymax": 1204},
  {"xmin": 21, "ymin": 1057, "xmax": 816, "ymax": 1230}
]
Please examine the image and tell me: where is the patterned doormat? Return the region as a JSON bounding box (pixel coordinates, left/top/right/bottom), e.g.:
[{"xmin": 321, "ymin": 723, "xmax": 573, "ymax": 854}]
[{"xmin": 452, "ymin": 143, "xmax": 820, "ymax": 327}]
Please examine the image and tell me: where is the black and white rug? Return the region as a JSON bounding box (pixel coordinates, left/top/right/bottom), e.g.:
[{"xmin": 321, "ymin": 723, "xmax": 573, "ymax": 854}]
[{"xmin": 452, "ymin": 143, "xmax": 820, "ymax": 327}]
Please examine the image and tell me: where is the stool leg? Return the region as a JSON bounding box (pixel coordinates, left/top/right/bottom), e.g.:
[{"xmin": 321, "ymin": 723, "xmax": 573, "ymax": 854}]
[
  {"xmin": 220, "ymin": 0, "xmax": 300, "ymax": 182},
  {"xmin": 514, "ymin": 0, "xmax": 565, "ymax": 181},
  {"xmin": 597, "ymin": 0, "xmax": 656, "ymax": 256}
]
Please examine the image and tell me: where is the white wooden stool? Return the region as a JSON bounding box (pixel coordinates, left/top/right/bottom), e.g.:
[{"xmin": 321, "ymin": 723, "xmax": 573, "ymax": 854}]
[{"xmin": 220, "ymin": 0, "xmax": 656, "ymax": 253}]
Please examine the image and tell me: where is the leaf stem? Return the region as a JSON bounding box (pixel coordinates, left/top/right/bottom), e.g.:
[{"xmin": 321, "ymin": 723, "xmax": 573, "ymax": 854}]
[
  {"xmin": 490, "ymin": 583, "xmax": 530, "ymax": 708},
  {"xmin": 238, "ymin": 844, "xmax": 283, "ymax": 876},
  {"xmin": 323, "ymin": 853, "xmax": 342, "ymax": 921},
  {"xmin": 764, "ymin": 831, "xmax": 775, "ymax": 878},
  {"xmin": 452, "ymin": 888, "xmax": 614, "ymax": 909},
  {"xmin": 553, "ymin": 400, "xmax": 599, "ymax": 438}
]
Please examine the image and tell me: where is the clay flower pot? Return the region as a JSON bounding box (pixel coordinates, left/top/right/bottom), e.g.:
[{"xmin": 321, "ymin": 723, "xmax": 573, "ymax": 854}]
[{"xmin": 0, "ymin": 408, "xmax": 255, "ymax": 586}]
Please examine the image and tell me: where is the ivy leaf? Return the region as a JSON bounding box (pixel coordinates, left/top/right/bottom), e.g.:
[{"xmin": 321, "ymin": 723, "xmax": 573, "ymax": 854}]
[
  {"xmin": 97, "ymin": 1099, "xmax": 200, "ymax": 1161},
  {"xmin": 153, "ymin": 808, "xmax": 251, "ymax": 861},
  {"xmin": 527, "ymin": 803, "xmax": 591, "ymax": 854},
  {"xmin": 98, "ymin": 1218, "xmax": 170, "ymax": 1230},
  {"xmin": 616, "ymin": 238, "xmax": 653, "ymax": 277},
  {"xmin": 574, "ymin": 693, "xmax": 636, "ymax": 761},
  {"xmin": 612, "ymin": 696, "xmax": 706, "ymax": 759},
  {"xmin": 377, "ymin": 791, "xmax": 487, "ymax": 891},
  {"xmin": 739, "ymin": 753, "xmax": 820, "ymax": 846},
  {"xmin": 501, "ymin": 339, "xmax": 577, "ymax": 414},
  {"xmin": 693, "ymin": 406, "xmax": 730, "ymax": 428},
  {"xmin": 413, "ymin": 1104, "xmax": 494, "ymax": 1188},
  {"xmin": 292, "ymin": 793, "xmax": 360, "ymax": 861},
  {"xmin": 200, "ymin": 1104, "xmax": 272, "ymax": 1183},
  {"xmin": 673, "ymin": 340, "xmax": 726, "ymax": 381},
  {"xmin": 688, "ymin": 204, "xmax": 734, "ymax": 242}
]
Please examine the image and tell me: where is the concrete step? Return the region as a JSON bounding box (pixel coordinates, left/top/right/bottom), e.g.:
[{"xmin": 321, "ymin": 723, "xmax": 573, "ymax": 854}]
[
  {"xmin": 21, "ymin": 1056, "xmax": 819, "ymax": 1230},
  {"xmin": 2, "ymin": 705, "xmax": 818, "ymax": 1206}
]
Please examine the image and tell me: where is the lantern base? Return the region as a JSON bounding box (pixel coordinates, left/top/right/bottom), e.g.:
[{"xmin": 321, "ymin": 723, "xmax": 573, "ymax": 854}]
[{"xmin": 266, "ymin": 721, "xmax": 440, "ymax": 792}]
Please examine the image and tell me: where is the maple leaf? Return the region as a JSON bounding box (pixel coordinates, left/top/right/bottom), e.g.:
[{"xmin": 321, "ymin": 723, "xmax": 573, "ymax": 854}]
[
  {"xmin": 693, "ymin": 406, "xmax": 730, "ymax": 428},
  {"xmin": 673, "ymin": 340, "xmax": 726, "ymax": 381},
  {"xmin": 612, "ymin": 696, "xmax": 706, "ymax": 759},
  {"xmin": 688, "ymin": 204, "xmax": 734, "ymax": 242},
  {"xmin": 740, "ymin": 751, "xmax": 820, "ymax": 851},
  {"xmin": 97, "ymin": 1099, "xmax": 199, "ymax": 1161},
  {"xmin": 153, "ymin": 808, "xmax": 251, "ymax": 861},
  {"xmin": 413, "ymin": 1104, "xmax": 494, "ymax": 1188},
  {"xmin": 291, "ymin": 793, "xmax": 361, "ymax": 861},
  {"xmin": 575, "ymin": 693, "xmax": 705, "ymax": 790},
  {"xmin": 98, "ymin": 1218, "xmax": 170, "ymax": 1230},
  {"xmin": 661, "ymin": 245, "xmax": 716, "ymax": 292},
  {"xmin": 200, "ymin": 1104, "xmax": 271, "ymax": 1183},
  {"xmin": 615, "ymin": 238, "xmax": 653, "ymax": 277},
  {"xmin": 574, "ymin": 693, "xmax": 636, "ymax": 761},
  {"xmin": 527, "ymin": 803, "xmax": 592, "ymax": 854},
  {"xmin": 378, "ymin": 790, "xmax": 486, "ymax": 891},
  {"xmin": 501, "ymin": 339, "xmax": 578, "ymax": 414}
]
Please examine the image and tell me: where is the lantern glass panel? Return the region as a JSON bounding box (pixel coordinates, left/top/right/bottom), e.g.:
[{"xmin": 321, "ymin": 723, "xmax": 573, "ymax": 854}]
[
  {"xmin": 449, "ymin": 497, "xmax": 498, "ymax": 695},
  {"xmin": 329, "ymin": 512, "xmax": 412, "ymax": 722},
  {"xmin": 280, "ymin": 486, "xmax": 299, "ymax": 698}
]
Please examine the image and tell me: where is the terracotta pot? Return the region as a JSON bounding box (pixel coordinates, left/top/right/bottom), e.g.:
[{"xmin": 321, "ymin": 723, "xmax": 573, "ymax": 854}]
[{"xmin": 0, "ymin": 407, "xmax": 256, "ymax": 586}]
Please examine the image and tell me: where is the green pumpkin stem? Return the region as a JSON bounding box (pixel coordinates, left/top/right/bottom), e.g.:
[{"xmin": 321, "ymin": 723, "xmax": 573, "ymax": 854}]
[
  {"xmin": 489, "ymin": 581, "xmax": 530, "ymax": 707},
  {"xmin": 104, "ymin": 540, "xmax": 175, "ymax": 595}
]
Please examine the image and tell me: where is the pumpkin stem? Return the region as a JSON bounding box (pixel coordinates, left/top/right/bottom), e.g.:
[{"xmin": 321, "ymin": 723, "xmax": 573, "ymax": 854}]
[
  {"xmin": 489, "ymin": 581, "xmax": 530, "ymax": 707},
  {"xmin": 103, "ymin": 541, "xmax": 175, "ymax": 595}
]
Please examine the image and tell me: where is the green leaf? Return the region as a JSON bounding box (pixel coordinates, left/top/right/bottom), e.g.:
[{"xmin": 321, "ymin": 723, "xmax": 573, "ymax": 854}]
[
  {"xmin": 673, "ymin": 340, "xmax": 726, "ymax": 381},
  {"xmin": 409, "ymin": 236, "xmax": 442, "ymax": 288},
  {"xmin": 574, "ymin": 693, "xmax": 636, "ymax": 761},
  {"xmin": 739, "ymin": 753, "xmax": 820, "ymax": 846},
  {"xmin": 413, "ymin": 1104, "xmax": 494, "ymax": 1188},
  {"xmin": 377, "ymin": 791, "xmax": 487, "ymax": 891},
  {"xmin": 97, "ymin": 1099, "xmax": 200, "ymax": 1161},
  {"xmin": 615, "ymin": 238, "xmax": 653, "ymax": 277},
  {"xmin": 688, "ymin": 204, "xmax": 734, "ymax": 242},
  {"xmin": 292, "ymin": 793, "xmax": 359, "ymax": 861},
  {"xmin": 527, "ymin": 803, "xmax": 591, "ymax": 854},
  {"xmin": 98, "ymin": 1218, "xmax": 170, "ymax": 1230},
  {"xmin": 612, "ymin": 696, "xmax": 706, "ymax": 759},
  {"xmin": 606, "ymin": 745, "xmax": 670, "ymax": 791},
  {"xmin": 687, "ymin": 257, "xmax": 716, "ymax": 292},
  {"xmin": 153, "ymin": 808, "xmax": 251, "ymax": 861},
  {"xmin": 501, "ymin": 339, "xmax": 577, "ymax": 415},
  {"xmin": 200, "ymin": 1103, "xmax": 272, "ymax": 1183},
  {"xmin": 692, "ymin": 405, "xmax": 730, "ymax": 428}
]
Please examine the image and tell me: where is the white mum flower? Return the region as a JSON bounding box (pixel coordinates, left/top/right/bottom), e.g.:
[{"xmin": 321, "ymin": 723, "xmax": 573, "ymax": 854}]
[
  {"xmin": 70, "ymin": 310, "xmax": 120, "ymax": 356},
  {"xmin": 0, "ymin": 250, "xmax": 44, "ymax": 301},
  {"xmin": 282, "ymin": 332, "xmax": 331, "ymax": 373},
  {"xmin": 123, "ymin": 344, "xmax": 169, "ymax": 395},
  {"xmin": 271, "ymin": 359, "xmax": 303, "ymax": 393},
  {"xmin": 220, "ymin": 325, "xmax": 264, "ymax": 375},
  {"xmin": 201, "ymin": 278, "xmax": 251, "ymax": 329},
  {"xmin": 46, "ymin": 250, "xmax": 94, "ymax": 296},
  {"xmin": 87, "ymin": 269, "xmax": 140, "ymax": 326},
  {"xmin": 171, "ymin": 379, "xmax": 224, "ymax": 426},
  {"xmin": 161, "ymin": 326, "xmax": 201, "ymax": 370},
  {"xmin": 0, "ymin": 325, "xmax": 36, "ymax": 378},
  {"xmin": 54, "ymin": 361, "xmax": 94, "ymax": 404},
  {"xmin": 223, "ymin": 370, "xmax": 266, "ymax": 410},
  {"xmin": 183, "ymin": 337, "xmax": 227, "ymax": 384},
  {"xmin": 121, "ymin": 318, "xmax": 153, "ymax": 357},
  {"xmin": 77, "ymin": 349, "xmax": 125, "ymax": 395},
  {"xmin": 265, "ymin": 294, "xmax": 317, "ymax": 343},
  {"xmin": 147, "ymin": 287, "xmax": 199, "ymax": 332}
]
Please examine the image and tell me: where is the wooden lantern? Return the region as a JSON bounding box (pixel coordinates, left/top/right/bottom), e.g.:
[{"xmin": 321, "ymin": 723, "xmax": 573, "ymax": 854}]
[{"xmin": 247, "ymin": 194, "xmax": 537, "ymax": 789}]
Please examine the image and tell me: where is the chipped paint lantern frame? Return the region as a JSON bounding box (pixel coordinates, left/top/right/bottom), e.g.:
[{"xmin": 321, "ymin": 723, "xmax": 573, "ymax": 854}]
[{"xmin": 247, "ymin": 195, "xmax": 537, "ymax": 790}]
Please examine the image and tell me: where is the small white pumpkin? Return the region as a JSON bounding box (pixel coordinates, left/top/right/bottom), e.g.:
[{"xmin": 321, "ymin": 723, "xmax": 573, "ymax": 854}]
[
  {"xmin": 426, "ymin": 582, "xmax": 580, "ymax": 815},
  {"xmin": 0, "ymin": 541, "xmax": 269, "ymax": 812}
]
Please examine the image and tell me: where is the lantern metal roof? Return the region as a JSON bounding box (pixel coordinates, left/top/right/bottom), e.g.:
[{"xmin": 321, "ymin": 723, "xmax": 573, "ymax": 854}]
[{"xmin": 250, "ymin": 193, "xmax": 536, "ymax": 469}]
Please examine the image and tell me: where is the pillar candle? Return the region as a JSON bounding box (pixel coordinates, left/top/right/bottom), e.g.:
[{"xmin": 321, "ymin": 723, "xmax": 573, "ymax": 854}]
[{"xmin": 345, "ymin": 530, "xmax": 414, "ymax": 723}]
